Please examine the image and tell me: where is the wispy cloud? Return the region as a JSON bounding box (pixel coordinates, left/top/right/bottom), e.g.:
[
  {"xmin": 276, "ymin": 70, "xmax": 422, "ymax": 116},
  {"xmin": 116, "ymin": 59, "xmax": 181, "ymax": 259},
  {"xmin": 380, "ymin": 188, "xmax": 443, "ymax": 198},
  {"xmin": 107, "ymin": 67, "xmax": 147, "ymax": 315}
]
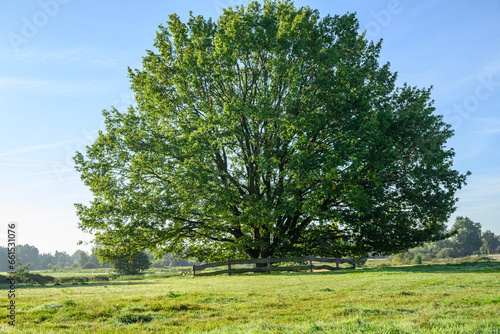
[
  {"xmin": 0, "ymin": 157, "xmax": 57, "ymax": 164},
  {"xmin": 0, "ymin": 138, "xmax": 81, "ymax": 157},
  {"xmin": 473, "ymin": 129, "xmax": 500, "ymax": 135},
  {"xmin": 475, "ymin": 118, "xmax": 500, "ymax": 135},
  {"xmin": 0, "ymin": 47, "xmax": 130, "ymax": 69},
  {"xmin": 458, "ymin": 175, "xmax": 500, "ymax": 203},
  {"xmin": 0, "ymin": 177, "xmax": 81, "ymax": 197},
  {"xmin": 20, "ymin": 168, "xmax": 74, "ymax": 177},
  {"xmin": 0, "ymin": 77, "xmax": 111, "ymax": 97},
  {"xmin": 0, "ymin": 163, "xmax": 46, "ymax": 167}
]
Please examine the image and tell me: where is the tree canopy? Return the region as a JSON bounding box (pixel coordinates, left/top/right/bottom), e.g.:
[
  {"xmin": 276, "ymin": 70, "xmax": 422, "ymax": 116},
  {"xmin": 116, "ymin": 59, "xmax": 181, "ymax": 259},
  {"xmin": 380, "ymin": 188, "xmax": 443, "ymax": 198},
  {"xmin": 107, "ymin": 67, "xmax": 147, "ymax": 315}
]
[{"xmin": 74, "ymin": 0, "xmax": 469, "ymax": 262}]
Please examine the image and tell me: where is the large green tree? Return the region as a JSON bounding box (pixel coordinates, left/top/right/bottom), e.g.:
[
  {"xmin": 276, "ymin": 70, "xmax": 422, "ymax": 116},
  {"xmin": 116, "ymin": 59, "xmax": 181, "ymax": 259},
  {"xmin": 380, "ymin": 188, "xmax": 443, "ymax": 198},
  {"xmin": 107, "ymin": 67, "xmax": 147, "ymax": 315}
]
[{"xmin": 74, "ymin": 0, "xmax": 469, "ymax": 262}]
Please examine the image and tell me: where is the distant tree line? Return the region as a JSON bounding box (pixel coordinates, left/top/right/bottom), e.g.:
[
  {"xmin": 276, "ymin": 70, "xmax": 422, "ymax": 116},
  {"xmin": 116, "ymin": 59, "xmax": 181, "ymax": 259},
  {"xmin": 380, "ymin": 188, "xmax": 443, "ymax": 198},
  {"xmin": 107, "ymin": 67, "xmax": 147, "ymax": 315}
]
[
  {"xmin": 0, "ymin": 245, "xmax": 199, "ymax": 273},
  {"xmin": 393, "ymin": 216, "xmax": 499, "ymax": 263},
  {"xmin": 0, "ymin": 246, "xmax": 104, "ymax": 272}
]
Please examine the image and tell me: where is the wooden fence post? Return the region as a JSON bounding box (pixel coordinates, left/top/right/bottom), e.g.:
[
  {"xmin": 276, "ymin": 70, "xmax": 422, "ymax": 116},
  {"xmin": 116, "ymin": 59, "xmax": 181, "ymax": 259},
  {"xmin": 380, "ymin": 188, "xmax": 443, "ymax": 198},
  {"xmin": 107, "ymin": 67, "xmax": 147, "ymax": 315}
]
[
  {"xmin": 267, "ymin": 257, "xmax": 271, "ymax": 274},
  {"xmin": 336, "ymin": 258, "xmax": 339, "ymax": 269},
  {"xmin": 309, "ymin": 256, "xmax": 313, "ymax": 273},
  {"xmin": 227, "ymin": 259, "xmax": 231, "ymax": 276},
  {"xmin": 193, "ymin": 265, "xmax": 196, "ymax": 276}
]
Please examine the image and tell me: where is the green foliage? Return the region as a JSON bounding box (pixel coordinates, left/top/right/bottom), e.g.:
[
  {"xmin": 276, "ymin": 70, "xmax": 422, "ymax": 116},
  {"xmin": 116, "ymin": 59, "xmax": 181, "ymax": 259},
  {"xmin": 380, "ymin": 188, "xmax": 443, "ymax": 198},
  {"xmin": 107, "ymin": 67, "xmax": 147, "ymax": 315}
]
[
  {"xmin": 16, "ymin": 244, "xmax": 39, "ymax": 268},
  {"xmin": 77, "ymin": 251, "xmax": 90, "ymax": 268},
  {"xmin": 413, "ymin": 253, "xmax": 422, "ymax": 264},
  {"xmin": 391, "ymin": 252, "xmax": 412, "ymax": 265},
  {"xmin": 82, "ymin": 262, "xmax": 98, "ymax": 269},
  {"xmin": 14, "ymin": 261, "xmax": 31, "ymax": 282},
  {"xmin": 407, "ymin": 216, "xmax": 495, "ymax": 260},
  {"xmin": 450, "ymin": 216, "xmax": 482, "ymax": 257},
  {"xmin": 436, "ymin": 247, "xmax": 458, "ymax": 259},
  {"xmin": 74, "ymin": 0, "xmax": 469, "ymax": 263},
  {"xmin": 481, "ymin": 230, "xmax": 500, "ymax": 254},
  {"xmin": 111, "ymin": 252, "xmax": 151, "ymax": 275}
]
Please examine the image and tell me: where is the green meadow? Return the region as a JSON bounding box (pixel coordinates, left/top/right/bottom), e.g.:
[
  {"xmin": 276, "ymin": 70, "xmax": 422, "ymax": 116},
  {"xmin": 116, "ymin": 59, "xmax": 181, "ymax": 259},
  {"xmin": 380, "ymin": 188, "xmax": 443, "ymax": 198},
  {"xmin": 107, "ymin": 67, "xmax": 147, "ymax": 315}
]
[{"xmin": 1, "ymin": 260, "xmax": 499, "ymax": 333}]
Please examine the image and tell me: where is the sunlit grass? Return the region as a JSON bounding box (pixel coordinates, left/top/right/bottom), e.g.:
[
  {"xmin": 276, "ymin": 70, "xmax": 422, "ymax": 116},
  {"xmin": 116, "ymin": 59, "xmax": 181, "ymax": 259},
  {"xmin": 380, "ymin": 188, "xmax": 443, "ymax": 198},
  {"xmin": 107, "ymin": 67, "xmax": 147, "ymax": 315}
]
[{"xmin": 1, "ymin": 261, "xmax": 499, "ymax": 333}]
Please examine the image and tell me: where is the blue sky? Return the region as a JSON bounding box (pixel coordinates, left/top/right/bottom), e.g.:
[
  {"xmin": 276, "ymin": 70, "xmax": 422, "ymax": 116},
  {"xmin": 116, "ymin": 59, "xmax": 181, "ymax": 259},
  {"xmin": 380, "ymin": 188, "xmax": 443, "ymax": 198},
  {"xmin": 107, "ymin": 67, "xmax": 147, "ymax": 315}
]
[{"xmin": 1, "ymin": 0, "xmax": 499, "ymax": 255}]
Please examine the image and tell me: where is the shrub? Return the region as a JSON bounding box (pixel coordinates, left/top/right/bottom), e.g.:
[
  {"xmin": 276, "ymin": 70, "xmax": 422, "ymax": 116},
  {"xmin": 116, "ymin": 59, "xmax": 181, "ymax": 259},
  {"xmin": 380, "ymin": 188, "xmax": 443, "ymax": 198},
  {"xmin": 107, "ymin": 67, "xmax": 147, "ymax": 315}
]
[
  {"xmin": 436, "ymin": 248, "xmax": 458, "ymax": 259},
  {"xmin": 28, "ymin": 273, "xmax": 55, "ymax": 284},
  {"xmin": 421, "ymin": 253, "xmax": 433, "ymax": 261},
  {"xmin": 82, "ymin": 262, "xmax": 98, "ymax": 269},
  {"xmin": 91, "ymin": 275, "xmax": 109, "ymax": 282},
  {"xmin": 392, "ymin": 252, "xmax": 412, "ymax": 264},
  {"xmin": 413, "ymin": 253, "xmax": 422, "ymax": 265},
  {"xmin": 111, "ymin": 252, "xmax": 151, "ymax": 275}
]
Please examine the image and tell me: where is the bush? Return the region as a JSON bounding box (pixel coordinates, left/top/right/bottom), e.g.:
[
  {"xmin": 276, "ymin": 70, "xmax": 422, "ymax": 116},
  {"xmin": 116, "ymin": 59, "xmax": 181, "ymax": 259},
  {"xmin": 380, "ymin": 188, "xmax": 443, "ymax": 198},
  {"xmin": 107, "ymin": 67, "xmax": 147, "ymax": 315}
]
[
  {"xmin": 82, "ymin": 262, "xmax": 98, "ymax": 269},
  {"xmin": 436, "ymin": 248, "xmax": 458, "ymax": 259},
  {"xmin": 91, "ymin": 275, "xmax": 109, "ymax": 282},
  {"xmin": 392, "ymin": 252, "xmax": 412, "ymax": 264},
  {"xmin": 421, "ymin": 253, "xmax": 433, "ymax": 261},
  {"xmin": 112, "ymin": 252, "xmax": 151, "ymax": 275},
  {"xmin": 8, "ymin": 272, "xmax": 55, "ymax": 285},
  {"xmin": 413, "ymin": 253, "xmax": 422, "ymax": 265}
]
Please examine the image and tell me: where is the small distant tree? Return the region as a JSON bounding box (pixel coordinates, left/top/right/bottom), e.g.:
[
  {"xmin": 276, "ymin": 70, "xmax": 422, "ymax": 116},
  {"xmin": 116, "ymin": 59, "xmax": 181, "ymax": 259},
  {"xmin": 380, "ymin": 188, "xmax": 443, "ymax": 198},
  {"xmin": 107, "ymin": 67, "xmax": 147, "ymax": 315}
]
[
  {"xmin": 450, "ymin": 217, "xmax": 482, "ymax": 257},
  {"xmin": 17, "ymin": 244, "xmax": 39, "ymax": 269},
  {"xmin": 47, "ymin": 263, "xmax": 59, "ymax": 272},
  {"xmin": 481, "ymin": 230, "xmax": 500, "ymax": 254},
  {"xmin": 38, "ymin": 253, "xmax": 56, "ymax": 270},
  {"xmin": 54, "ymin": 251, "xmax": 73, "ymax": 268},
  {"xmin": 111, "ymin": 252, "xmax": 151, "ymax": 275},
  {"xmin": 15, "ymin": 261, "xmax": 31, "ymax": 283},
  {"xmin": 89, "ymin": 254, "xmax": 101, "ymax": 267},
  {"xmin": 77, "ymin": 251, "xmax": 90, "ymax": 268},
  {"xmin": 71, "ymin": 250, "xmax": 86, "ymax": 262}
]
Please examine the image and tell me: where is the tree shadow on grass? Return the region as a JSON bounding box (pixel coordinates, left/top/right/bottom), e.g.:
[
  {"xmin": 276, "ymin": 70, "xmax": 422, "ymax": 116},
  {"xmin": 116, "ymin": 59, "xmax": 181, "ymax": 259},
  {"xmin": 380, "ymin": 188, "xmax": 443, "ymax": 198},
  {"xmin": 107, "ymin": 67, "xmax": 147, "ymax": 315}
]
[
  {"xmin": 265, "ymin": 261, "xmax": 500, "ymax": 276},
  {"xmin": 0, "ymin": 280, "xmax": 156, "ymax": 290},
  {"xmin": 361, "ymin": 261, "xmax": 500, "ymax": 274}
]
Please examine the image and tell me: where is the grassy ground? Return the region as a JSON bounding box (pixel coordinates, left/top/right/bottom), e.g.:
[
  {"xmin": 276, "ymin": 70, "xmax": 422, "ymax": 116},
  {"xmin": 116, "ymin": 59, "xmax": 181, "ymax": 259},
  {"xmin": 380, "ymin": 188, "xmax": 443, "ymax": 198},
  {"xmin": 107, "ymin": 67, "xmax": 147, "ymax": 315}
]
[{"xmin": 1, "ymin": 261, "xmax": 499, "ymax": 333}]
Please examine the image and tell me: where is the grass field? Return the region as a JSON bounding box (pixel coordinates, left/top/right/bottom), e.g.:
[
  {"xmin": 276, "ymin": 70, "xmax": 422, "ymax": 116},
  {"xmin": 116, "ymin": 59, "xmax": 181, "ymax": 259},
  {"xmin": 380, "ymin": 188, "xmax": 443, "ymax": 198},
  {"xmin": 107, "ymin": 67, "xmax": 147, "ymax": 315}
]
[{"xmin": 1, "ymin": 260, "xmax": 499, "ymax": 333}]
